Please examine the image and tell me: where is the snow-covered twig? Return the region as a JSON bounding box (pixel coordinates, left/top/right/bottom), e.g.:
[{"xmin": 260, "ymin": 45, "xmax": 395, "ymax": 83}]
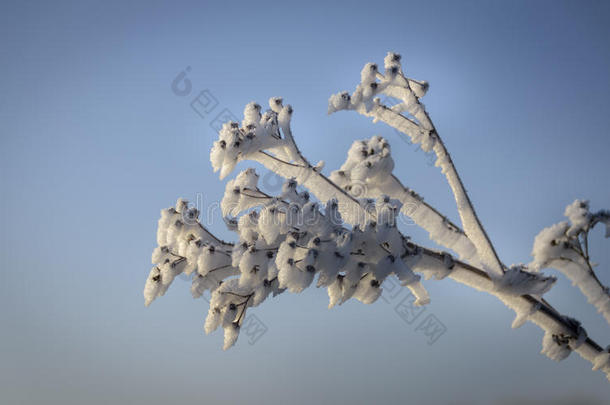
[
  {"xmin": 532, "ymin": 200, "xmax": 610, "ymax": 324},
  {"xmin": 324, "ymin": 134, "xmax": 555, "ymax": 295},
  {"xmin": 410, "ymin": 244, "xmax": 605, "ymax": 369},
  {"xmin": 328, "ymin": 53, "xmax": 504, "ymax": 278},
  {"xmin": 328, "ymin": 136, "xmax": 478, "ymax": 265}
]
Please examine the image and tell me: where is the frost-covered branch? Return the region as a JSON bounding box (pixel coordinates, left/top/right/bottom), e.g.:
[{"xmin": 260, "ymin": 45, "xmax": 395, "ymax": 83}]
[
  {"xmin": 532, "ymin": 200, "xmax": 610, "ymax": 324},
  {"xmin": 326, "ymin": 138, "xmax": 560, "ymax": 298},
  {"xmin": 329, "ymin": 137, "xmax": 477, "ymax": 265},
  {"xmin": 328, "ymin": 52, "xmax": 504, "ymax": 278},
  {"xmin": 412, "ymin": 244, "xmax": 607, "ymax": 370},
  {"xmin": 144, "ymin": 186, "xmax": 609, "ymax": 380},
  {"xmin": 144, "ymin": 66, "xmax": 610, "ymax": 381}
]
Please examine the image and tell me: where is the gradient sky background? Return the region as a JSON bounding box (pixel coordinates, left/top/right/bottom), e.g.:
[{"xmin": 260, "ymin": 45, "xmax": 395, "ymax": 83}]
[{"xmin": 1, "ymin": 1, "xmax": 610, "ymax": 404}]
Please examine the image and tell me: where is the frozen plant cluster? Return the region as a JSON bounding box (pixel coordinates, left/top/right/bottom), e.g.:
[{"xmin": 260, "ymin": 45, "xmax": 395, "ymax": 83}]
[
  {"xmin": 210, "ymin": 98, "xmax": 297, "ymax": 180},
  {"xmin": 531, "ymin": 200, "xmax": 610, "ymax": 323},
  {"xmin": 146, "ymin": 169, "xmax": 429, "ymax": 349},
  {"xmin": 145, "ymin": 52, "xmax": 610, "ymax": 382}
]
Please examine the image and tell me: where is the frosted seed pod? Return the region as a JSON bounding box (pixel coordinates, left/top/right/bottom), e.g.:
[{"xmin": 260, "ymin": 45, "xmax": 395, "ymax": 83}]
[
  {"xmin": 352, "ymin": 273, "xmax": 382, "ymax": 304},
  {"xmin": 269, "ymin": 97, "xmax": 283, "ymax": 113},
  {"xmin": 564, "ymin": 199, "xmax": 591, "ymax": 237},
  {"xmin": 360, "ymin": 62, "xmax": 378, "ymax": 85},
  {"xmin": 143, "ymin": 266, "xmax": 163, "ymax": 306},
  {"xmin": 362, "ymin": 82, "xmax": 378, "ymax": 100},
  {"xmin": 384, "ymin": 52, "xmax": 402, "ymax": 70},
  {"xmin": 243, "ymin": 102, "xmax": 262, "ymax": 124},
  {"xmin": 328, "ymin": 91, "xmax": 351, "ymax": 114},
  {"xmin": 278, "ymin": 104, "xmax": 293, "ymax": 128}
]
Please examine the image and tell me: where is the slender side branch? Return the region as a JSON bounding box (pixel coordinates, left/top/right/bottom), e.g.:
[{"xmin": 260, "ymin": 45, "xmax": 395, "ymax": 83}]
[
  {"xmin": 329, "ymin": 53, "xmax": 505, "ymax": 278},
  {"xmin": 410, "ymin": 245, "xmax": 606, "ymax": 375},
  {"xmin": 532, "ymin": 202, "xmax": 610, "ymax": 325}
]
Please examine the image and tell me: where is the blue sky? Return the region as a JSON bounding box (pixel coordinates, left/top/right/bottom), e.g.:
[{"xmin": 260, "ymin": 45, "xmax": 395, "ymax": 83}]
[{"xmin": 1, "ymin": 0, "xmax": 609, "ymax": 403}]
